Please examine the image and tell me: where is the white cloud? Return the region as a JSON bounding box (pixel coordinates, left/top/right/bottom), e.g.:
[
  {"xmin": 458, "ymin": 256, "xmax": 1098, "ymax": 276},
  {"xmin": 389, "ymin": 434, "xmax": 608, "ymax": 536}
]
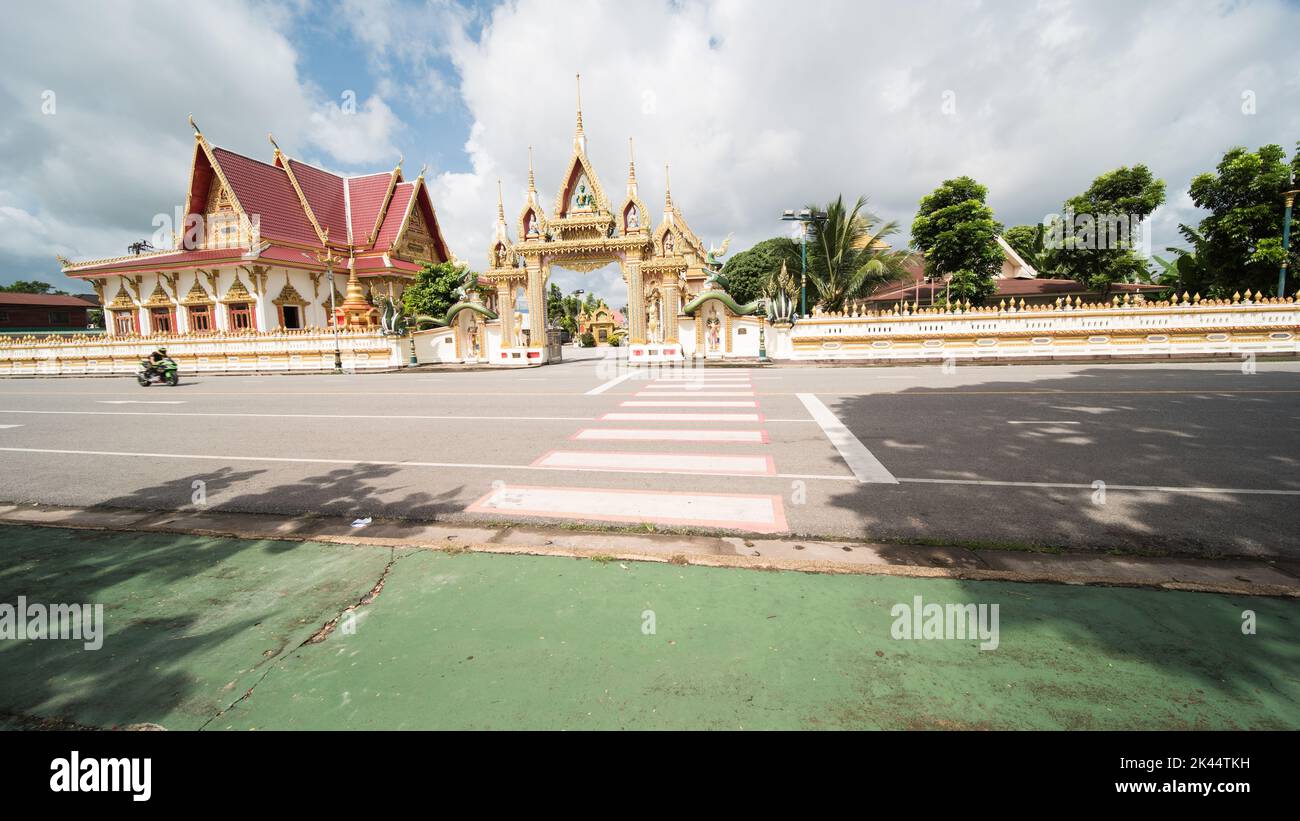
[
  {"xmin": 426, "ymin": 0, "xmax": 1300, "ymax": 309},
  {"xmin": 309, "ymin": 96, "xmax": 402, "ymax": 164},
  {"xmin": 0, "ymin": 0, "xmax": 403, "ymax": 285}
]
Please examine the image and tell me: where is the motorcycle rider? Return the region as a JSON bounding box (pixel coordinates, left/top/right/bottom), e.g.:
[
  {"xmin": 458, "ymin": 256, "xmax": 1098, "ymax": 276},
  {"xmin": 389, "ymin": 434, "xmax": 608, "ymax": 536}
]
[{"xmin": 144, "ymin": 346, "xmax": 169, "ymax": 379}]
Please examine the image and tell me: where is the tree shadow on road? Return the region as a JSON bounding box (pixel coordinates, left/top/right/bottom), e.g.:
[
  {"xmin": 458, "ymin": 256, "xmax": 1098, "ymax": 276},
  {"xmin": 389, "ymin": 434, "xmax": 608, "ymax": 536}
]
[{"xmin": 821, "ymin": 365, "xmax": 1300, "ymax": 727}]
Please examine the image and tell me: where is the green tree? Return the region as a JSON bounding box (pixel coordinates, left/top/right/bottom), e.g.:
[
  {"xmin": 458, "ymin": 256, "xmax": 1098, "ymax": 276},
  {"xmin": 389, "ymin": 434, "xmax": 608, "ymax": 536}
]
[
  {"xmin": 402, "ymin": 261, "xmax": 476, "ymax": 322},
  {"xmin": 546, "ymin": 283, "xmax": 566, "ymax": 329},
  {"xmin": 0, "ymin": 280, "xmax": 67, "ymax": 294},
  {"xmin": 1053, "ymin": 165, "xmax": 1165, "ymax": 292},
  {"xmin": 910, "ymin": 176, "xmax": 1003, "ymax": 304},
  {"xmin": 719, "ymin": 237, "xmax": 801, "ymax": 304},
  {"xmin": 803, "ymin": 195, "xmax": 911, "ymax": 312},
  {"xmin": 1179, "ymin": 143, "xmax": 1298, "ymax": 297}
]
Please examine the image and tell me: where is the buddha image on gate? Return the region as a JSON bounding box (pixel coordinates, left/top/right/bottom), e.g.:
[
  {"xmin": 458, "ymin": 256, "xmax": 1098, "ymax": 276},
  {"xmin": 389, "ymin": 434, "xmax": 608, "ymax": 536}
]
[{"xmin": 572, "ymin": 175, "xmax": 596, "ymax": 211}]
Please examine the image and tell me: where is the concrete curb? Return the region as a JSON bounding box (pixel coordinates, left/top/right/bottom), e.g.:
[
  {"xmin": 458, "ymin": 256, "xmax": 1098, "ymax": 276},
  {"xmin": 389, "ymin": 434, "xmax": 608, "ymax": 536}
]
[{"xmin": 0, "ymin": 502, "xmax": 1295, "ymax": 598}]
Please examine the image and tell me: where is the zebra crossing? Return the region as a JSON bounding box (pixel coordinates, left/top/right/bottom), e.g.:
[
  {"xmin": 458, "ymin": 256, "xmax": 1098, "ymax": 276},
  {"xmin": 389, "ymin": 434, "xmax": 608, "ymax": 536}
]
[{"xmin": 467, "ymin": 369, "xmax": 790, "ymax": 533}]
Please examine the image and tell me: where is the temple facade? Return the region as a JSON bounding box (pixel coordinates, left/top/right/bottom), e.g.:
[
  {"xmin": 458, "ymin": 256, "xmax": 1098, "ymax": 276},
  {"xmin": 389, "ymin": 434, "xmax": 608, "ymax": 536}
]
[{"xmin": 60, "ymin": 119, "xmax": 453, "ymax": 338}]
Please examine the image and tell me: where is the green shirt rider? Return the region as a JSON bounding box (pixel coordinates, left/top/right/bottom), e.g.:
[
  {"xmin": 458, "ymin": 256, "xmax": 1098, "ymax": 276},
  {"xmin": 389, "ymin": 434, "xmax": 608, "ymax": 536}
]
[{"xmin": 145, "ymin": 347, "xmax": 169, "ymax": 377}]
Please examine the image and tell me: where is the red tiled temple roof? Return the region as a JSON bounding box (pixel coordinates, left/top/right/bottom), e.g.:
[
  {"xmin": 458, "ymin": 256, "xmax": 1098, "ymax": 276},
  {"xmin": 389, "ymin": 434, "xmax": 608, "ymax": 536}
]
[
  {"xmin": 374, "ymin": 183, "xmax": 415, "ymax": 248},
  {"xmin": 285, "ymin": 158, "xmax": 348, "ymax": 243},
  {"xmin": 64, "ymin": 132, "xmax": 450, "ymax": 279},
  {"xmin": 346, "ymin": 172, "xmax": 396, "ymax": 248},
  {"xmin": 211, "ymin": 147, "xmax": 320, "ymax": 245}
]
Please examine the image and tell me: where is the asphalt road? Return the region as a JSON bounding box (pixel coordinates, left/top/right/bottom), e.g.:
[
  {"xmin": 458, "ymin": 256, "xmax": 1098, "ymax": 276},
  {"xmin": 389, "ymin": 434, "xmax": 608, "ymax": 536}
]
[{"xmin": 1, "ymin": 356, "xmax": 1297, "ymax": 557}]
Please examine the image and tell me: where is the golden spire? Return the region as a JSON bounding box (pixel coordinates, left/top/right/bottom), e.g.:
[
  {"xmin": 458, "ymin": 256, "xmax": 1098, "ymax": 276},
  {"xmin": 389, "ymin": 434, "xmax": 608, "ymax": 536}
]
[
  {"xmin": 664, "ymin": 163, "xmax": 672, "ymax": 209},
  {"xmin": 527, "ymin": 146, "xmax": 536, "ymax": 191},
  {"xmin": 628, "ymin": 137, "xmax": 637, "ymax": 182},
  {"xmin": 497, "ymin": 178, "xmax": 505, "ymax": 221},
  {"xmin": 573, "ymin": 73, "xmax": 587, "ymax": 154},
  {"xmin": 575, "ymin": 73, "xmax": 584, "ymax": 136}
]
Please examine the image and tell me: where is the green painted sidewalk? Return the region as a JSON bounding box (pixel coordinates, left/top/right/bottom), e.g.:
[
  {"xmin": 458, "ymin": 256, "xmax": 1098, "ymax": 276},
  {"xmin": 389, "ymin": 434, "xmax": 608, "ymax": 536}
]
[{"xmin": 0, "ymin": 524, "xmax": 1295, "ymax": 730}]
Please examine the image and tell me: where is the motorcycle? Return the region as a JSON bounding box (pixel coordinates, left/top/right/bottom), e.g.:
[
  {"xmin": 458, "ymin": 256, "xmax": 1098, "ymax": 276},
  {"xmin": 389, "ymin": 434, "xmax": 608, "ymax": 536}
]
[{"xmin": 137, "ymin": 356, "xmax": 180, "ymax": 387}]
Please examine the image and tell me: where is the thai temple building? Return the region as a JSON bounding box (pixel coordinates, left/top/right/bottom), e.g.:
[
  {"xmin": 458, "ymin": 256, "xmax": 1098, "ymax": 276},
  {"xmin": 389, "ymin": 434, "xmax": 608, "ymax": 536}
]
[{"xmin": 60, "ymin": 118, "xmax": 453, "ymax": 338}]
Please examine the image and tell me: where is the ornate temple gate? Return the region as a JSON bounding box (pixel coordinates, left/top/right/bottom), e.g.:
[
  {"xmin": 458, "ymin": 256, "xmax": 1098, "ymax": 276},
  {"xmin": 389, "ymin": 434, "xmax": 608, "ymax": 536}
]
[{"xmin": 480, "ymin": 76, "xmax": 726, "ymax": 365}]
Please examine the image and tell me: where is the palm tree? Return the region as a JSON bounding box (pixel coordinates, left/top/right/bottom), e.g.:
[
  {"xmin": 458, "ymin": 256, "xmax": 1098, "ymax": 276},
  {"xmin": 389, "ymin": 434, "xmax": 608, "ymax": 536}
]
[{"xmin": 805, "ymin": 195, "xmax": 913, "ymax": 313}]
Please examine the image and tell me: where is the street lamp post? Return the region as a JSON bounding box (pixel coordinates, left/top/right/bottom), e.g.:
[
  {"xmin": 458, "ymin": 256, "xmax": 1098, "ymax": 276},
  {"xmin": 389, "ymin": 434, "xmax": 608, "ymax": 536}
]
[
  {"xmin": 305, "ymin": 248, "xmax": 343, "ymax": 373},
  {"xmin": 1280, "ymin": 179, "xmax": 1300, "ymax": 298},
  {"xmin": 781, "ymin": 208, "xmax": 827, "ymax": 317}
]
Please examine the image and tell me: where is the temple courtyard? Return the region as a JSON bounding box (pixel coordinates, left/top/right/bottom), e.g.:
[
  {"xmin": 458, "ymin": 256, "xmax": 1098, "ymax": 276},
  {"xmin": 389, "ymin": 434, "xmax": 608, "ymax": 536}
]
[{"xmin": 0, "ymin": 358, "xmax": 1297, "ymax": 557}]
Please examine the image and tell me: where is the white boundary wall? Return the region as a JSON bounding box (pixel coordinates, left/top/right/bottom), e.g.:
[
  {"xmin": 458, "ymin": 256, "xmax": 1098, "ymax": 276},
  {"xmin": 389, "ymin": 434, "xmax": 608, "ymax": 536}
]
[
  {"xmin": 0, "ymin": 330, "xmax": 405, "ymax": 376},
  {"xmin": 766, "ymin": 298, "xmax": 1300, "ymax": 362}
]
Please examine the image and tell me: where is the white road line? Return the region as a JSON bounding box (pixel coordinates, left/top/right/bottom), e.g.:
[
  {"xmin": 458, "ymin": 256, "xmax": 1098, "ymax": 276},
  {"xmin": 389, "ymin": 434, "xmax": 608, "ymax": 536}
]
[
  {"xmin": 796, "ymin": 393, "xmax": 898, "ymax": 484},
  {"xmin": 96, "ymin": 400, "xmax": 186, "ymax": 405},
  {"xmin": 621, "ymin": 400, "xmax": 757, "ymax": 408},
  {"xmin": 898, "ymin": 477, "xmax": 1300, "ymax": 496},
  {"xmin": 602, "ymin": 412, "xmax": 764, "ymax": 422},
  {"xmin": 586, "ymin": 373, "xmax": 636, "ymax": 395},
  {"xmin": 466, "ymin": 485, "xmax": 788, "ymax": 533},
  {"xmin": 0, "ymin": 409, "xmax": 596, "ymax": 422},
  {"xmin": 633, "ymin": 391, "xmax": 754, "ymax": 397},
  {"xmin": 573, "ymin": 428, "xmax": 768, "ymax": 443},
  {"xmin": 641, "ymin": 382, "xmax": 752, "ymax": 388},
  {"xmin": 534, "ymin": 450, "xmax": 775, "ymax": 475},
  {"xmin": 641, "ymin": 381, "xmax": 752, "ymax": 387},
  {"xmin": 0, "ymin": 425, "xmax": 22, "ymax": 429},
  {"xmin": 1007, "ymin": 420, "xmax": 1081, "ymax": 425}
]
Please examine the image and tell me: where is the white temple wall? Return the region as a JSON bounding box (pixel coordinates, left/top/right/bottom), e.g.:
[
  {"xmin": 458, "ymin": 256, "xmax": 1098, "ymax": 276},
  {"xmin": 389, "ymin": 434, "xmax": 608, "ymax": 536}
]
[{"xmin": 767, "ymin": 300, "xmax": 1300, "ymax": 362}]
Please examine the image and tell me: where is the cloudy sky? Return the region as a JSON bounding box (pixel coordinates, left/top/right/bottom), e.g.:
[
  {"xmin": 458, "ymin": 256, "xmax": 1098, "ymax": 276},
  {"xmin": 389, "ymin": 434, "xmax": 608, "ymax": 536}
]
[{"xmin": 2, "ymin": 0, "xmax": 1297, "ymax": 306}]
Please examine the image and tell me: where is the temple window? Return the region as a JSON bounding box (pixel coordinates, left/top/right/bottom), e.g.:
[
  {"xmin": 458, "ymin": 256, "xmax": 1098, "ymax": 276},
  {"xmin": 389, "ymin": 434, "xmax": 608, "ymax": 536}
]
[
  {"xmin": 113, "ymin": 311, "xmax": 136, "ymax": 335},
  {"xmin": 280, "ymin": 305, "xmax": 303, "ymax": 330},
  {"xmin": 149, "ymin": 307, "xmax": 174, "ymax": 334},
  {"xmin": 228, "ymin": 302, "xmax": 254, "ymax": 331},
  {"xmin": 188, "ymin": 305, "xmax": 213, "ymax": 332}
]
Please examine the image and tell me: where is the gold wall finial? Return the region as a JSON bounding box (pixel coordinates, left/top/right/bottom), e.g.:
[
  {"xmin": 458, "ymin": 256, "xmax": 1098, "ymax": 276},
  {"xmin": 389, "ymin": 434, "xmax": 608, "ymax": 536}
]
[
  {"xmin": 396, "ymin": 154, "xmax": 404, "ymax": 171},
  {"xmin": 188, "ymin": 114, "xmax": 201, "ymax": 136},
  {"xmin": 417, "ymin": 163, "xmax": 427, "ymax": 180},
  {"xmin": 268, "ymin": 132, "xmax": 282, "ymax": 155}
]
